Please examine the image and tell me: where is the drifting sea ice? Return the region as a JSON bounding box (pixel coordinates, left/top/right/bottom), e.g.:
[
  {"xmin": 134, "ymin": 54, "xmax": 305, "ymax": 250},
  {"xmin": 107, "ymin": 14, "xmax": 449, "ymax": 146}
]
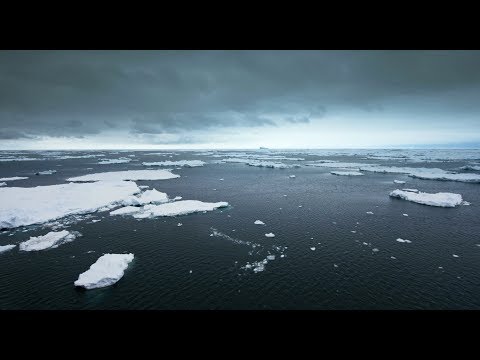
[
  {"xmin": 67, "ymin": 169, "xmax": 179, "ymax": 182},
  {"xmin": 0, "ymin": 181, "xmax": 140, "ymax": 229},
  {"xmin": 124, "ymin": 200, "xmax": 229, "ymax": 219},
  {"xmin": 330, "ymin": 171, "xmax": 364, "ymax": 176},
  {"xmin": 265, "ymin": 233, "xmax": 275, "ymax": 238},
  {"xmin": 254, "ymin": 220, "xmax": 265, "ymax": 225},
  {"xmin": 0, "ymin": 244, "xmax": 16, "ymax": 253},
  {"xmin": 366, "ymin": 211, "xmax": 374, "ymax": 214},
  {"xmin": 35, "ymin": 170, "xmax": 57, "ymax": 175},
  {"xmin": 98, "ymin": 157, "xmax": 132, "ymax": 164},
  {"xmin": 389, "ymin": 189, "xmax": 464, "ymax": 208},
  {"xmin": 396, "ymin": 238, "xmax": 412, "ymax": 243},
  {"xmin": 142, "ymin": 160, "xmax": 205, "ymax": 167},
  {"xmin": 0, "ymin": 177, "xmax": 29, "ymax": 181},
  {"xmin": 74, "ymin": 253, "xmax": 134, "ymax": 289},
  {"xmin": 394, "ymin": 180, "xmax": 406, "ymax": 184},
  {"xmin": 19, "ymin": 230, "xmax": 81, "ymax": 251}
]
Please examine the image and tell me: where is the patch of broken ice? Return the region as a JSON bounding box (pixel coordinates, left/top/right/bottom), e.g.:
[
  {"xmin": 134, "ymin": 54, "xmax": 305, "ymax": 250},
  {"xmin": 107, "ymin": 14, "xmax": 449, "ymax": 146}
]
[
  {"xmin": 67, "ymin": 169, "xmax": 179, "ymax": 182},
  {"xmin": 74, "ymin": 253, "xmax": 134, "ymax": 289},
  {"xmin": 19, "ymin": 230, "xmax": 81, "ymax": 251},
  {"xmin": 0, "ymin": 244, "xmax": 16, "ymax": 253},
  {"xmin": 389, "ymin": 189, "xmax": 464, "ymax": 208},
  {"xmin": 142, "ymin": 160, "xmax": 205, "ymax": 167}
]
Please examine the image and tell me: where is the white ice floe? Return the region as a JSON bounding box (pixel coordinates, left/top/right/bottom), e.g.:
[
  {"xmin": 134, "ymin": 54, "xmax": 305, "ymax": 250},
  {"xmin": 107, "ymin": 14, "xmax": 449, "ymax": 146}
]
[
  {"xmin": 396, "ymin": 238, "xmax": 412, "ymax": 243},
  {"xmin": 402, "ymin": 188, "xmax": 419, "ymax": 193},
  {"xmin": 453, "ymin": 254, "xmax": 459, "ymax": 258},
  {"xmin": 265, "ymin": 233, "xmax": 275, "ymax": 238},
  {"xmin": 35, "ymin": 170, "xmax": 57, "ymax": 175},
  {"xmin": 267, "ymin": 255, "xmax": 275, "ymax": 260},
  {"xmin": 0, "ymin": 182, "xmax": 5, "ymax": 187},
  {"xmin": 0, "ymin": 244, "xmax": 16, "ymax": 253},
  {"xmin": 0, "ymin": 181, "xmax": 140, "ymax": 229},
  {"xmin": 74, "ymin": 253, "xmax": 134, "ymax": 289},
  {"xmin": 98, "ymin": 157, "xmax": 132, "ymax": 164},
  {"xmin": 0, "ymin": 177, "xmax": 29, "ymax": 181},
  {"xmin": 310, "ymin": 247, "xmax": 316, "ymax": 251},
  {"xmin": 394, "ymin": 180, "xmax": 406, "ymax": 184},
  {"xmin": 117, "ymin": 200, "xmax": 229, "ymax": 219},
  {"xmin": 67, "ymin": 169, "xmax": 179, "ymax": 182},
  {"xmin": 173, "ymin": 196, "xmax": 182, "ymax": 201},
  {"xmin": 389, "ymin": 189, "xmax": 464, "ymax": 208},
  {"xmin": 177, "ymin": 222, "xmax": 183, "ymax": 227},
  {"xmin": 134, "ymin": 189, "xmax": 169, "ymax": 205},
  {"xmin": 142, "ymin": 160, "xmax": 205, "ymax": 167},
  {"xmin": 330, "ymin": 171, "xmax": 364, "ymax": 176},
  {"xmin": 254, "ymin": 220, "xmax": 265, "ymax": 225},
  {"xmin": 372, "ymin": 248, "xmax": 379, "ymax": 252},
  {"xmin": 403, "ymin": 213, "xmax": 409, "ymax": 217},
  {"xmin": 366, "ymin": 211, "xmax": 374, "ymax": 214},
  {"xmin": 19, "ymin": 230, "xmax": 81, "ymax": 251},
  {"xmin": 289, "ymin": 175, "xmax": 296, "ymax": 178}
]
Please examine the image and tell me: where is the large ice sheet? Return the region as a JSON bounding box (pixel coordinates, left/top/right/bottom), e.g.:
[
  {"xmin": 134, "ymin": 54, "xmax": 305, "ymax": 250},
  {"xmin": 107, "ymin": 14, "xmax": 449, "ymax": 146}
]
[
  {"xmin": 74, "ymin": 253, "xmax": 134, "ymax": 289},
  {"xmin": 389, "ymin": 189, "xmax": 464, "ymax": 207},
  {"xmin": 67, "ymin": 169, "xmax": 179, "ymax": 182},
  {"xmin": 0, "ymin": 181, "xmax": 140, "ymax": 229}
]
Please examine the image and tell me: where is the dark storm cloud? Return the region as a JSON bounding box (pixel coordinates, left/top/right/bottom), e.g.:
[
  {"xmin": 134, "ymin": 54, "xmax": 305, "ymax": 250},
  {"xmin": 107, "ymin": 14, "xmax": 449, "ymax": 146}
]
[{"xmin": 1, "ymin": 50, "xmax": 480, "ymax": 140}]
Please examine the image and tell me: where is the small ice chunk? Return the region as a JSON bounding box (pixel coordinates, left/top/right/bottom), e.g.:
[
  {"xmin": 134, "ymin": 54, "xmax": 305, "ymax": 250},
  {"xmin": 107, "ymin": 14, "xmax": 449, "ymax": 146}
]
[
  {"xmin": 366, "ymin": 211, "xmax": 374, "ymax": 214},
  {"xmin": 35, "ymin": 170, "xmax": 57, "ymax": 175},
  {"xmin": 453, "ymin": 254, "xmax": 459, "ymax": 258},
  {"xmin": 372, "ymin": 248, "xmax": 379, "ymax": 252},
  {"xmin": 0, "ymin": 244, "xmax": 16, "ymax": 253},
  {"xmin": 289, "ymin": 175, "xmax": 296, "ymax": 178},
  {"xmin": 402, "ymin": 213, "xmax": 409, "ymax": 217},
  {"xmin": 334, "ymin": 264, "xmax": 338, "ymax": 268},
  {"xmin": 396, "ymin": 238, "xmax": 412, "ymax": 243},
  {"xmin": 330, "ymin": 171, "xmax": 364, "ymax": 176},
  {"xmin": 254, "ymin": 220, "xmax": 265, "ymax": 225},
  {"xmin": 298, "ymin": 205, "xmax": 302, "ymax": 208},
  {"xmin": 351, "ymin": 230, "xmax": 357, "ymax": 233},
  {"xmin": 74, "ymin": 253, "xmax": 134, "ymax": 289},
  {"xmin": 310, "ymin": 247, "xmax": 316, "ymax": 251},
  {"xmin": 394, "ymin": 180, "xmax": 406, "ymax": 184},
  {"xmin": 267, "ymin": 255, "xmax": 275, "ymax": 260},
  {"xmin": 173, "ymin": 196, "xmax": 182, "ymax": 201},
  {"xmin": 19, "ymin": 230, "xmax": 80, "ymax": 251},
  {"xmin": 189, "ymin": 270, "xmax": 192, "ymax": 274},
  {"xmin": 265, "ymin": 233, "xmax": 275, "ymax": 238},
  {"xmin": 177, "ymin": 223, "xmax": 183, "ymax": 227},
  {"xmin": 219, "ymin": 178, "xmax": 224, "ymax": 181},
  {"xmin": 391, "ymin": 256, "xmax": 396, "ymax": 259}
]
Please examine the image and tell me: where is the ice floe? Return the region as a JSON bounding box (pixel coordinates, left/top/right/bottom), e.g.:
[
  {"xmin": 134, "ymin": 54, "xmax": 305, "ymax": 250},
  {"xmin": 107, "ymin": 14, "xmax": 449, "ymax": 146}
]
[
  {"xmin": 74, "ymin": 253, "xmax": 134, "ymax": 289},
  {"xmin": 110, "ymin": 206, "xmax": 143, "ymax": 216},
  {"xmin": 389, "ymin": 189, "xmax": 464, "ymax": 208},
  {"xmin": 396, "ymin": 238, "xmax": 412, "ymax": 243},
  {"xmin": 0, "ymin": 244, "xmax": 16, "ymax": 253},
  {"xmin": 0, "ymin": 182, "xmax": 5, "ymax": 187},
  {"xmin": 19, "ymin": 230, "xmax": 81, "ymax": 251},
  {"xmin": 330, "ymin": 171, "xmax": 364, "ymax": 176},
  {"xmin": 265, "ymin": 233, "xmax": 275, "ymax": 238},
  {"xmin": 0, "ymin": 177, "xmax": 29, "ymax": 181},
  {"xmin": 254, "ymin": 220, "xmax": 265, "ymax": 225},
  {"xmin": 366, "ymin": 211, "xmax": 374, "ymax": 214},
  {"xmin": 142, "ymin": 160, "xmax": 205, "ymax": 167},
  {"xmin": 219, "ymin": 158, "xmax": 294, "ymax": 169},
  {"xmin": 460, "ymin": 165, "xmax": 480, "ymax": 171},
  {"xmin": 310, "ymin": 247, "xmax": 316, "ymax": 251},
  {"xmin": 403, "ymin": 213, "xmax": 409, "ymax": 217},
  {"xmin": 289, "ymin": 175, "xmax": 296, "ymax": 178},
  {"xmin": 67, "ymin": 169, "xmax": 179, "ymax": 182},
  {"xmin": 0, "ymin": 181, "xmax": 140, "ymax": 229},
  {"xmin": 35, "ymin": 170, "xmax": 57, "ymax": 175},
  {"xmin": 394, "ymin": 180, "xmax": 406, "ymax": 184},
  {"xmin": 98, "ymin": 157, "xmax": 132, "ymax": 164}
]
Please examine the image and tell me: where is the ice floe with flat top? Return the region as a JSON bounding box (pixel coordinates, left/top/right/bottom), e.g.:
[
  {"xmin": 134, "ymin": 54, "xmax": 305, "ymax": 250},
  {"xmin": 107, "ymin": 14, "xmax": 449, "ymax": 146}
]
[
  {"xmin": 74, "ymin": 253, "xmax": 134, "ymax": 289},
  {"xmin": 0, "ymin": 244, "xmax": 15, "ymax": 253},
  {"xmin": 218, "ymin": 158, "xmax": 294, "ymax": 169},
  {"xmin": 394, "ymin": 180, "xmax": 406, "ymax": 184},
  {"xmin": 0, "ymin": 177, "xmax": 29, "ymax": 181},
  {"xmin": 119, "ymin": 189, "xmax": 169, "ymax": 207},
  {"xmin": 35, "ymin": 170, "xmax": 57, "ymax": 175},
  {"xmin": 142, "ymin": 160, "xmax": 205, "ymax": 167},
  {"xmin": 389, "ymin": 189, "xmax": 464, "ymax": 208},
  {"xmin": 330, "ymin": 171, "xmax": 364, "ymax": 176},
  {"xmin": 254, "ymin": 220, "xmax": 265, "ymax": 225},
  {"xmin": 98, "ymin": 157, "xmax": 132, "ymax": 164},
  {"xmin": 19, "ymin": 230, "xmax": 81, "ymax": 251},
  {"xmin": 265, "ymin": 233, "xmax": 275, "ymax": 238},
  {"xmin": 0, "ymin": 181, "xmax": 140, "ymax": 229},
  {"xmin": 67, "ymin": 169, "xmax": 179, "ymax": 182},
  {"xmin": 396, "ymin": 238, "xmax": 412, "ymax": 243}
]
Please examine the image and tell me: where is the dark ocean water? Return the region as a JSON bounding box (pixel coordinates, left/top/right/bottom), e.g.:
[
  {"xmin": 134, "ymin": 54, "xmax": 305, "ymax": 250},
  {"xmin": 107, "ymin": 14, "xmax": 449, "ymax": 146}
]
[{"xmin": 1, "ymin": 150, "xmax": 479, "ymax": 309}]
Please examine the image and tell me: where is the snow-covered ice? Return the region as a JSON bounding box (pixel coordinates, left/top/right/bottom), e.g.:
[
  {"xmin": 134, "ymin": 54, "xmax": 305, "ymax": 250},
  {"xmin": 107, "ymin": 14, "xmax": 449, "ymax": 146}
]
[
  {"xmin": 389, "ymin": 189, "xmax": 464, "ymax": 208},
  {"xmin": 289, "ymin": 175, "xmax": 296, "ymax": 178},
  {"xmin": 98, "ymin": 157, "xmax": 132, "ymax": 164},
  {"xmin": 254, "ymin": 220, "xmax": 265, "ymax": 225},
  {"xmin": 0, "ymin": 244, "xmax": 16, "ymax": 253},
  {"xmin": 265, "ymin": 233, "xmax": 275, "ymax": 238},
  {"xmin": 310, "ymin": 247, "xmax": 316, "ymax": 251},
  {"xmin": 35, "ymin": 170, "xmax": 57, "ymax": 175},
  {"xmin": 142, "ymin": 160, "xmax": 205, "ymax": 167},
  {"xmin": 120, "ymin": 200, "xmax": 229, "ymax": 219},
  {"xmin": 394, "ymin": 180, "xmax": 406, "ymax": 184},
  {"xmin": 0, "ymin": 181, "xmax": 140, "ymax": 229},
  {"xmin": 67, "ymin": 169, "xmax": 179, "ymax": 182},
  {"xmin": 396, "ymin": 238, "xmax": 412, "ymax": 243},
  {"xmin": 0, "ymin": 177, "xmax": 29, "ymax": 181},
  {"xmin": 403, "ymin": 213, "xmax": 409, "ymax": 217},
  {"xmin": 74, "ymin": 253, "xmax": 134, "ymax": 289},
  {"xmin": 19, "ymin": 230, "xmax": 81, "ymax": 251}
]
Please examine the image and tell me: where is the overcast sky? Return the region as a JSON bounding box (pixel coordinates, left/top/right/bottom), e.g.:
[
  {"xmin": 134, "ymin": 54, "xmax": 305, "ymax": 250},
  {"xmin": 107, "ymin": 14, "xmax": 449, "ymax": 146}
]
[{"xmin": 1, "ymin": 50, "xmax": 479, "ymax": 149}]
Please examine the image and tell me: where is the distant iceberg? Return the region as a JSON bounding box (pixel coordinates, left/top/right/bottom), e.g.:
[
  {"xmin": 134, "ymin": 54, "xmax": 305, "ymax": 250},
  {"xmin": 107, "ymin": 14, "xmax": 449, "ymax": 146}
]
[
  {"xmin": 74, "ymin": 253, "xmax": 134, "ymax": 289},
  {"xmin": 389, "ymin": 189, "xmax": 464, "ymax": 207}
]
